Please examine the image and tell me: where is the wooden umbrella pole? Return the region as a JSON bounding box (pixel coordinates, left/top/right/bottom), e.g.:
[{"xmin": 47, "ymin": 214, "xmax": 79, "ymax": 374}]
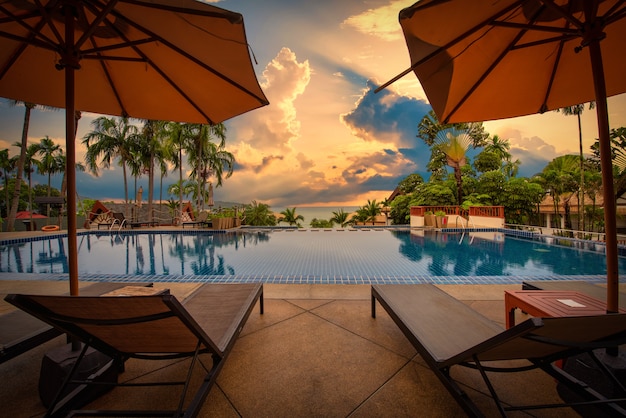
[
  {"xmin": 588, "ymin": 38, "xmax": 619, "ymax": 314},
  {"xmin": 64, "ymin": 4, "xmax": 79, "ymax": 297}
]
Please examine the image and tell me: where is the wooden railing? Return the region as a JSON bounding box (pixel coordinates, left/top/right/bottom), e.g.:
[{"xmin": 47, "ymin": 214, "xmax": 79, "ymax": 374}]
[{"xmin": 411, "ymin": 206, "xmax": 504, "ymax": 218}]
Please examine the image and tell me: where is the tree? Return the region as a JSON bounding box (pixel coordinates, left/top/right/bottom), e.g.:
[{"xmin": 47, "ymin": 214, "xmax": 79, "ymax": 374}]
[
  {"xmin": 330, "ymin": 209, "xmax": 351, "ymax": 227},
  {"xmin": 557, "ymin": 102, "xmax": 594, "ymax": 231},
  {"xmin": 397, "ymin": 173, "xmax": 424, "ymax": 194},
  {"xmin": 278, "ymin": 207, "xmax": 304, "ymax": 227},
  {"xmin": 12, "ymin": 142, "xmax": 41, "ymax": 220},
  {"xmin": 185, "ymin": 123, "xmax": 233, "ymax": 211},
  {"xmin": 413, "ymin": 182, "xmax": 456, "ymax": 206},
  {"xmin": 389, "ymin": 194, "xmax": 415, "ymax": 225},
  {"xmin": 417, "ymin": 110, "xmax": 488, "ymax": 204},
  {"xmin": 163, "ymin": 122, "xmax": 190, "ymax": 219},
  {"xmin": 243, "ymin": 201, "xmax": 277, "ymax": 226},
  {"xmin": 473, "ymin": 151, "xmax": 502, "ymax": 173},
  {"xmin": 6, "ymin": 101, "xmax": 36, "ymax": 232},
  {"xmin": 359, "ymin": 199, "xmax": 382, "ymax": 225},
  {"xmin": 535, "ymin": 155, "xmax": 579, "ymax": 228},
  {"xmin": 137, "ymin": 120, "xmax": 168, "ymax": 222},
  {"xmin": 0, "ymin": 149, "xmax": 13, "ymax": 218},
  {"xmin": 83, "ymin": 117, "xmax": 139, "ymax": 217},
  {"xmin": 35, "ymin": 136, "xmax": 62, "ymax": 217}
]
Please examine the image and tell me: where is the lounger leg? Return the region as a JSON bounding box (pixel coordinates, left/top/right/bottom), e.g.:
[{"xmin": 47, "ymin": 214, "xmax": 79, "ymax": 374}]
[
  {"xmin": 45, "ymin": 342, "xmax": 91, "ymax": 418},
  {"xmin": 473, "ymin": 355, "xmax": 507, "ymax": 417}
]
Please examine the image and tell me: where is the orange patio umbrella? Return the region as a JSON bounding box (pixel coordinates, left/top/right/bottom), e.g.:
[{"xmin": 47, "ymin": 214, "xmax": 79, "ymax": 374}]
[
  {"xmin": 0, "ymin": 0, "xmax": 268, "ymax": 295},
  {"xmin": 378, "ymin": 0, "xmax": 626, "ymax": 313}
]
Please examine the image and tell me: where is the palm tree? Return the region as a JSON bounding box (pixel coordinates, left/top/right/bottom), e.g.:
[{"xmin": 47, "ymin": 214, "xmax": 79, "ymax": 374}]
[
  {"xmin": 35, "ymin": 136, "xmax": 62, "ymax": 217},
  {"xmin": 243, "ymin": 200, "xmax": 276, "ymax": 226},
  {"xmin": 5, "ymin": 101, "xmax": 36, "ymax": 232},
  {"xmin": 139, "ymin": 120, "xmax": 168, "ymax": 222},
  {"xmin": 12, "ymin": 142, "xmax": 40, "ymax": 219},
  {"xmin": 278, "ymin": 207, "xmax": 304, "ymax": 227},
  {"xmin": 536, "ymin": 155, "xmax": 579, "ymax": 228},
  {"xmin": 418, "ymin": 110, "xmax": 488, "ymax": 203},
  {"xmin": 483, "ymin": 134, "xmax": 512, "ymax": 161},
  {"xmin": 330, "ymin": 209, "xmax": 351, "ymax": 227},
  {"xmin": 82, "ymin": 116, "xmax": 139, "ymax": 218},
  {"xmin": 185, "ymin": 123, "xmax": 233, "ymax": 211},
  {"xmin": 362, "ymin": 199, "xmax": 382, "ymax": 225},
  {"xmin": 0, "ymin": 149, "xmax": 13, "ymax": 216},
  {"xmin": 163, "ymin": 122, "xmax": 190, "ymax": 220},
  {"xmin": 557, "ymin": 102, "xmax": 594, "ymax": 231},
  {"xmin": 434, "ymin": 130, "xmax": 473, "ymax": 204}
]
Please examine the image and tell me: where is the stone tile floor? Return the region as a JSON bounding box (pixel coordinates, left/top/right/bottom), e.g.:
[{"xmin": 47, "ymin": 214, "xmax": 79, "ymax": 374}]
[{"xmin": 0, "ymin": 281, "xmax": 587, "ymax": 417}]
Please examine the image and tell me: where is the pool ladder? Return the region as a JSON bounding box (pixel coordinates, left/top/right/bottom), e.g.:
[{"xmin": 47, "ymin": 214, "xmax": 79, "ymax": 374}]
[{"xmin": 453, "ymin": 215, "xmax": 475, "ymax": 245}]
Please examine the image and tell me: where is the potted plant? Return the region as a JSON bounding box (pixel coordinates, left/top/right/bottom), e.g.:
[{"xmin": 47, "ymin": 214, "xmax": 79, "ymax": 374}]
[
  {"xmin": 424, "ymin": 210, "xmax": 435, "ymax": 227},
  {"xmin": 435, "ymin": 210, "xmax": 447, "ymax": 228}
]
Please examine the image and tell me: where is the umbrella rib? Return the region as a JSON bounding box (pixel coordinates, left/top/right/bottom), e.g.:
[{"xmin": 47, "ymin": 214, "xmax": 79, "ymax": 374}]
[
  {"xmin": 107, "ymin": 8, "xmax": 268, "ymax": 107},
  {"xmin": 74, "ymin": 0, "xmax": 120, "ymax": 50},
  {"xmin": 376, "ymin": 0, "xmax": 524, "ymax": 93},
  {"xmin": 445, "ymin": 25, "xmax": 531, "ymax": 123},
  {"xmin": 0, "ymin": 4, "xmax": 59, "ymax": 52},
  {"xmin": 90, "ymin": 36, "xmax": 130, "ymax": 118}
]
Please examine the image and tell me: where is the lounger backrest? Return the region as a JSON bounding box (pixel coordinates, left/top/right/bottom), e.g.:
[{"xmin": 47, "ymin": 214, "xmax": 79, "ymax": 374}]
[
  {"xmin": 5, "ymin": 294, "xmax": 221, "ymax": 358},
  {"xmin": 447, "ymin": 314, "xmax": 626, "ymax": 366}
]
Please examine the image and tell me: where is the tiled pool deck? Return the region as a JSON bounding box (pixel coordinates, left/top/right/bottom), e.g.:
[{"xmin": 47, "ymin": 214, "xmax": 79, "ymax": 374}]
[{"xmin": 0, "ymin": 280, "xmax": 592, "ymax": 417}]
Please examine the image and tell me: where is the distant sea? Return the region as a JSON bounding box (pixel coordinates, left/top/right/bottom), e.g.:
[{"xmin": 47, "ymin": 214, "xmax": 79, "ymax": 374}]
[{"xmin": 272, "ymin": 206, "xmax": 360, "ymax": 226}]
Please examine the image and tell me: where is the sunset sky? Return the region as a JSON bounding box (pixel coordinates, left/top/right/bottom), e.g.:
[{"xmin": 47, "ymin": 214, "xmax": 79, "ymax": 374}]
[{"xmin": 2, "ymin": 0, "xmax": 626, "ymax": 208}]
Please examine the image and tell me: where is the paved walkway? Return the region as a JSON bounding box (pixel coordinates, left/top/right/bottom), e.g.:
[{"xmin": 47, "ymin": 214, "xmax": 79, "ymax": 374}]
[{"xmin": 0, "ymin": 280, "xmax": 585, "ymax": 417}]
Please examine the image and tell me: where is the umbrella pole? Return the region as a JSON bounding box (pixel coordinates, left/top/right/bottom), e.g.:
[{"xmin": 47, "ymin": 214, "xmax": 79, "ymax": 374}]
[
  {"xmin": 64, "ymin": 5, "xmax": 79, "ymax": 297},
  {"xmin": 588, "ymin": 39, "xmax": 619, "ymax": 315}
]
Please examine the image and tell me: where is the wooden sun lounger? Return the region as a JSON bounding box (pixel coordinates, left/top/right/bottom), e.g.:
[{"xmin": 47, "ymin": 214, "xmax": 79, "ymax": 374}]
[
  {"xmin": 522, "ymin": 280, "xmax": 626, "ymax": 310},
  {"xmin": 5, "ymin": 283, "xmax": 263, "ymax": 417},
  {"xmin": 0, "ymin": 282, "xmax": 153, "ymax": 364},
  {"xmin": 371, "ymin": 284, "xmax": 626, "ymax": 417}
]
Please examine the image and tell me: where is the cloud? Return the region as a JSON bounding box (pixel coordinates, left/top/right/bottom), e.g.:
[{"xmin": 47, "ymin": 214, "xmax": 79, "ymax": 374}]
[
  {"xmin": 229, "ymin": 47, "xmax": 311, "ymax": 152},
  {"xmin": 341, "ymin": 1, "xmax": 413, "ymax": 42},
  {"xmin": 500, "ymin": 128, "xmax": 559, "ymax": 177},
  {"xmin": 341, "ymin": 80, "xmax": 431, "ymax": 147}
]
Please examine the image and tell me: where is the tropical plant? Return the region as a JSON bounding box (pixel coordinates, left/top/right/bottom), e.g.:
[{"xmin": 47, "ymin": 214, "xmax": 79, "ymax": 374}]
[
  {"xmin": 535, "ymin": 155, "xmax": 579, "ymax": 228},
  {"xmin": 360, "ymin": 199, "xmax": 382, "ymax": 225},
  {"xmin": 163, "ymin": 122, "xmax": 190, "ymax": 219},
  {"xmin": 278, "ymin": 207, "xmax": 304, "ymax": 227},
  {"xmin": 35, "ymin": 135, "xmax": 63, "ymax": 217},
  {"xmin": 185, "ymin": 123, "xmax": 234, "ymax": 211},
  {"xmin": 310, "ymin": 218, "xmax": 333, "ymax": 228},
  {"xmin": 417, "ymin": 111, "xmax": 488, "ymax": 203},
  {"xmin": 83, "ymin": 116, "xmax": 139, "ymax": 217},
  {"xmin": 557, "ymin": 102, "xmax": 594, "ymax": 231},
  {"xmin": 5, "ymin": 101, "xmax": 36, "ymax": 231},
  {"xmin": 330, "ymin": 208, "xmax": 351, "ymax": 227},
  {"xmin": 243, "ymin": 200, "xmax": 277, "ymax": 226},
  {"xmin": 397, "ymin": 173, "xmax": 424, "ymax": 194},
  {"xmin": 0, "ymin": 148, "xmax": 13, "ymax": 217}
]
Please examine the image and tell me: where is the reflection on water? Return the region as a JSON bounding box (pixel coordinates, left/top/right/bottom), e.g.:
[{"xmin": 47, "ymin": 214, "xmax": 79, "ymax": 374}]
[{"xmin": 0, "ymin": 230, "xmax": 620, "ymax": 278}]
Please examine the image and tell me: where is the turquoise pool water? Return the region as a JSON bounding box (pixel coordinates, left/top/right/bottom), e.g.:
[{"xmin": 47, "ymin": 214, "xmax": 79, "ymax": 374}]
[{"xmin": 0, "ymin": 229, "xmax": 620, "ymax": 284}]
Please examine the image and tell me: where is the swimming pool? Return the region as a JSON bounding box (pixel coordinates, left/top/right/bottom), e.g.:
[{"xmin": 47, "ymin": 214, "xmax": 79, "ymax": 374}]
[{"xmin": 0, "ymin": 228, "xmax": 621, "ymax": 284}]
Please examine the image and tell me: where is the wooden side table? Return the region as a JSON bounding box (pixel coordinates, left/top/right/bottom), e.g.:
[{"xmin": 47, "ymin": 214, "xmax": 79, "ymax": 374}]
[{"xmin": 505, "ymin": 290, "xmax": 624, "ymax": 328}]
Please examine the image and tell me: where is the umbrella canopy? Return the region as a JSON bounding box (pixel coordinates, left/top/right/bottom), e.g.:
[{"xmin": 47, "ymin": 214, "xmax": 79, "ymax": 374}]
[
  {"xmin": 0, "ymin": 0, "xmax": 268, "ymax": 295},
  {"xmin": 378, "ymin": 0, "xmax": 625, "ymax": 313},
  {"xmin": 0, "ymin": 0, "xmax": 269, "ymax": 124},
  {"xmin": 15, "ymin": 211, "xmax": 47, "ymax": 219}
]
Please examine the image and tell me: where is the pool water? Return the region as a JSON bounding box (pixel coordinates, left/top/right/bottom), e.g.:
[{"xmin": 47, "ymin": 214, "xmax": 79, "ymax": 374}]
[{"xmin": 0, "ymin": 229, "xmax": 620, "ymax": 284}]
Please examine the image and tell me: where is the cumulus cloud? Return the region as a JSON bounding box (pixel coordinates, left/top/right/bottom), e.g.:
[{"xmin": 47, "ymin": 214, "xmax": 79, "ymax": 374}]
[
  {"xmin": 230, "ymin": 47, "xmax": 311, "ymax": 152},
  {"xmin": 341, "ymin": 80, "xmax": 431, "ymax": 147},
  {"xmin": 498, "ymin": 128, "xmax": 559, "ymax": 177}
]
